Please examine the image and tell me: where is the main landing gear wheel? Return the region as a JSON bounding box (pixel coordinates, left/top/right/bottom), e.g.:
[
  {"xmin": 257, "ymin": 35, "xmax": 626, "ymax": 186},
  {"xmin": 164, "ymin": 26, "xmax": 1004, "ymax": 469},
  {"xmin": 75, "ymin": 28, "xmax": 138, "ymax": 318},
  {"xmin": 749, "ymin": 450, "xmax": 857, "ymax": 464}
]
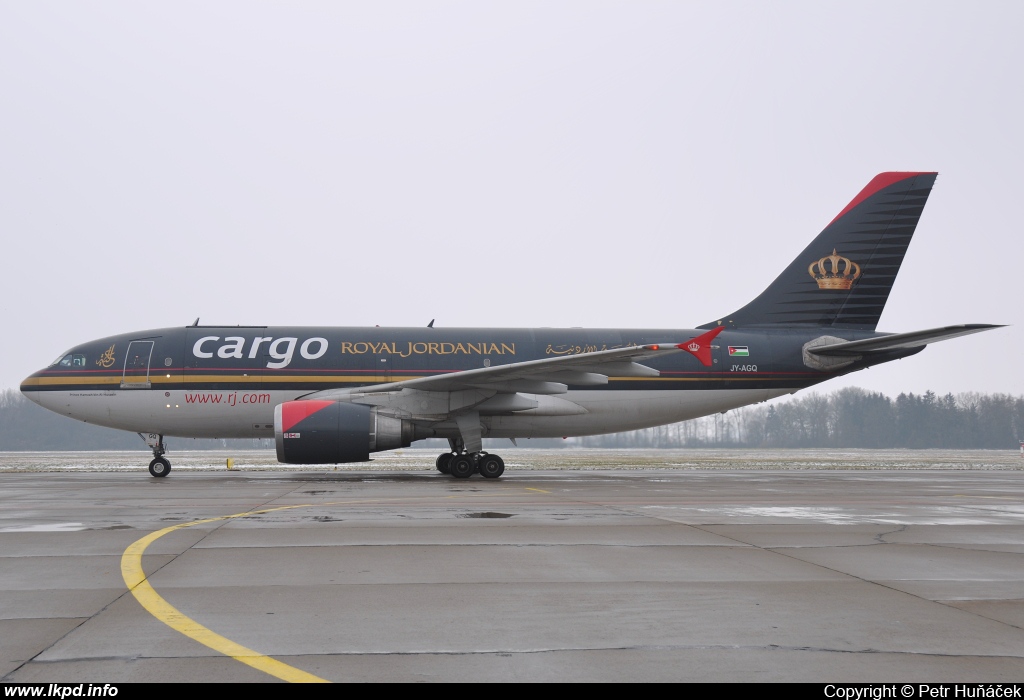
[
  {"xmin": 436, "ymin": 453, "xmax": 453, "ymax": 474},
  {"xmin": 449, "ymin": 454, "xmax": 475, "ymax": 479},
  {"xmin": 443, "ymin": 452, "xmax": 506, "ymax": 479},
  {"xmin": 149, "ymin": 457, "xmax": 171, "ymax": 478},
  {"xmin": 479, "ymin": 454, "xmax": 505, "ymax": 479}
]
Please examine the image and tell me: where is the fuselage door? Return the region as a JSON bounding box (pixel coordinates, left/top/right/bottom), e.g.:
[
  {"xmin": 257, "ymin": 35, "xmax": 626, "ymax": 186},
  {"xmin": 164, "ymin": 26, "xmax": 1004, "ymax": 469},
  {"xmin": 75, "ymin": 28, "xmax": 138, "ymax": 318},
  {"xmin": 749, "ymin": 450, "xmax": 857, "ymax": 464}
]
[{"xmin": 121, "ymin": 340, "xmax": 155, "ymax": 389}]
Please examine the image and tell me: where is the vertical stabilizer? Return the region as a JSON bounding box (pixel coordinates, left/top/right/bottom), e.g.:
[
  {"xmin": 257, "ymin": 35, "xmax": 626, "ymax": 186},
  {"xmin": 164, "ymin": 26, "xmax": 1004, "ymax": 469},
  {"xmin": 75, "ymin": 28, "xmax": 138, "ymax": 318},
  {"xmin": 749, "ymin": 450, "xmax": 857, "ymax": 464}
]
[{"xmin": 704, "ymin": 172, "xmax": 937, "ymax": 330}]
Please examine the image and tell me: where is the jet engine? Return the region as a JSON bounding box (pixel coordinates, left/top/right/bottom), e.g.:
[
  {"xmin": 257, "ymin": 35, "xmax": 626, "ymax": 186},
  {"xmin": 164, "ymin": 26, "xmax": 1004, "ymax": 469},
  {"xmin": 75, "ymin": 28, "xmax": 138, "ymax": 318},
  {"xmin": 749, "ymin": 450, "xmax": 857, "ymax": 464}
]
[{"xmin": 274, "ymin": 400, "xmax": 424, "ymax": 464}]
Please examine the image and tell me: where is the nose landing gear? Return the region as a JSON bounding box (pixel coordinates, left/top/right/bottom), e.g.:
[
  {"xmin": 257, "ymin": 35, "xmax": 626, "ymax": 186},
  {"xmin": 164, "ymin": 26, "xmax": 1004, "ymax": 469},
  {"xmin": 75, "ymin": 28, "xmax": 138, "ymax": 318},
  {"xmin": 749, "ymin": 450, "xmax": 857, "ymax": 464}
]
[{"xmin": 139, "ymin": 433, "xmax": 171, "ymax": 477}]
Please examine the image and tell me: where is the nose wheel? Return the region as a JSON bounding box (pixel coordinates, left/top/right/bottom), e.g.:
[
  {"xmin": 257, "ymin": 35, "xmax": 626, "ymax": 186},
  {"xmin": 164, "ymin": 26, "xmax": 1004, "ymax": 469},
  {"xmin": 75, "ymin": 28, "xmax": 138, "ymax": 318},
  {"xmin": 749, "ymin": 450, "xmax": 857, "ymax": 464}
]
[
  {"xmin": 139, "ymin": 433, "xmax": 172, "ymax": 477},
  {"xmin": 149, "ymin": 457, "xmax": 171, "ymax": 477}
]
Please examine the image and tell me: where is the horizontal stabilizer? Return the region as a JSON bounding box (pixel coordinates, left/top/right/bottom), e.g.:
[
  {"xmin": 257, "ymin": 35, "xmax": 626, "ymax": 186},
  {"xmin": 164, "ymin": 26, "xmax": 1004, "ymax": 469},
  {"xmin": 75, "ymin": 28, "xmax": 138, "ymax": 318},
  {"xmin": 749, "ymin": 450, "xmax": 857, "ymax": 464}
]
[{"xmin": 808, "ymin": 324, "xmax": 1003, "ymax": 356}]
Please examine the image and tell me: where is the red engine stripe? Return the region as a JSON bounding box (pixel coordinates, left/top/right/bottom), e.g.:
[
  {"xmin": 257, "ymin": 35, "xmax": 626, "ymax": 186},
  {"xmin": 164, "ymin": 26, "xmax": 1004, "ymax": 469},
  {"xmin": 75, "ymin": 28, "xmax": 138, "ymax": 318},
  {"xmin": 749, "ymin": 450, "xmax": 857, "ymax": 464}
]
[{"xmin": 281, "ymin": 400, "xmax": 335, "ymax": 432}]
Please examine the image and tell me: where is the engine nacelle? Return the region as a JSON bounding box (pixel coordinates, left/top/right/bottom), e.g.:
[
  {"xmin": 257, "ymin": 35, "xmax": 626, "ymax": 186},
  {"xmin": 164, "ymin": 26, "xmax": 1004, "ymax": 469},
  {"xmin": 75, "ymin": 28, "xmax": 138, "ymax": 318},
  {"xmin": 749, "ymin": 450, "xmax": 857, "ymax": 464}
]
[{"xmin": 274, "ymin": 400, "xmax": 423, "ymax": 464}]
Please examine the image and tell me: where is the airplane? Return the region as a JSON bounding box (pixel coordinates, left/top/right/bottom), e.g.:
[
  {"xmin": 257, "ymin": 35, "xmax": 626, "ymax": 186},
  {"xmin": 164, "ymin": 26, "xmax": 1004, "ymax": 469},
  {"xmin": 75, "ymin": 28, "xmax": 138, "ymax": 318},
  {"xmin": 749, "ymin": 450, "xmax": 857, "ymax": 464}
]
[{"xmin": 20, "ymin": 172, "xmax": 1001, "ymax": 479}]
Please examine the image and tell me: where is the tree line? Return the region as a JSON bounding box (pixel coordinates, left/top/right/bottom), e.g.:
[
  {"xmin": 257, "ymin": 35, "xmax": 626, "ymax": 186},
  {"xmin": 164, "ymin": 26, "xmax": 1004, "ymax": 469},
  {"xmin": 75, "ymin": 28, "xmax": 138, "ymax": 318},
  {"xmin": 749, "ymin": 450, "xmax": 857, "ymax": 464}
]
[
  {"xmin": 577, "ymin": 388, "xmax": 1024, "ymax": 449},
  {"xmin": 2, "ymin": 387, "xmax": 1022, "ymax": 451}
]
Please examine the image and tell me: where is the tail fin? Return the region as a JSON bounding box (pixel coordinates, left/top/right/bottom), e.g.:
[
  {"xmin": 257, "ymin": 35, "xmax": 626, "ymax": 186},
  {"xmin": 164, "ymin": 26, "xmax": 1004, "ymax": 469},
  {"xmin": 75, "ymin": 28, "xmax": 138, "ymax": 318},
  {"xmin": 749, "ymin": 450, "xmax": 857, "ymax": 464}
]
[{"xmin": 704, "ymin": 172, "xmax": 938, "ymax": 330}]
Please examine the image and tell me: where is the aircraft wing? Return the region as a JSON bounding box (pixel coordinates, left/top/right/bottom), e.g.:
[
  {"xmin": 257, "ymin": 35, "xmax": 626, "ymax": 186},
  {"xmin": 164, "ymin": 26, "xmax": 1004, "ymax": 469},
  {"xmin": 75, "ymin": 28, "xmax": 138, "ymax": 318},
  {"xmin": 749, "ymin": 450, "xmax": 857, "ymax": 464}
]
[
  {"xmin": 307, "ymin": 342, "xmax": 682, "ymax": 401},
  {"xmin": 303, "ymin": 326, "xmax": 726, "ymax": 407},
  {"xmin": 807, "ymin": 324, "xmax": 1003, "ymax": 356}
]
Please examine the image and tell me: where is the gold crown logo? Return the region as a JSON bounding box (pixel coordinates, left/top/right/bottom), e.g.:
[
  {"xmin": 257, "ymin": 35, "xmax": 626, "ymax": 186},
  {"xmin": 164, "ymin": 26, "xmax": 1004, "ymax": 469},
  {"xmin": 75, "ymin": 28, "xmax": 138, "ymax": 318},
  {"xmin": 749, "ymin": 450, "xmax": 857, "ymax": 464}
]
[{"xmin": 808, "ymin": 249, "xmax": 861, "ymax": 290}]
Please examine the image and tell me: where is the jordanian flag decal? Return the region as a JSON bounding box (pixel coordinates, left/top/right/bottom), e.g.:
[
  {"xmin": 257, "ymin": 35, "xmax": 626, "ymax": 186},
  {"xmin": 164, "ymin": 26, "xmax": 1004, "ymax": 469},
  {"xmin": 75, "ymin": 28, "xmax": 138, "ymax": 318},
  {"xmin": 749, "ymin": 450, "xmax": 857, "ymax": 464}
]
[{"xmin": 728, "ymin": 346, "xmax": 749, "ymax": 357}]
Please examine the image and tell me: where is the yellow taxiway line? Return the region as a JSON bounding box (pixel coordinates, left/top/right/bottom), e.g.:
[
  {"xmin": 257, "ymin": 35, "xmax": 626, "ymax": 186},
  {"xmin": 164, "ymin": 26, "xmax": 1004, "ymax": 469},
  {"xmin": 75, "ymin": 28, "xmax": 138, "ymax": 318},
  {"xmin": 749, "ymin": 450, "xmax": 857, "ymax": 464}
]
[
  {"xmin": 120, "ymin": 504, "xmax": 328, "ymax": 683},
  {"xmin": 121, "ymin": 487, "xmax": 546, "ymax": 682}
]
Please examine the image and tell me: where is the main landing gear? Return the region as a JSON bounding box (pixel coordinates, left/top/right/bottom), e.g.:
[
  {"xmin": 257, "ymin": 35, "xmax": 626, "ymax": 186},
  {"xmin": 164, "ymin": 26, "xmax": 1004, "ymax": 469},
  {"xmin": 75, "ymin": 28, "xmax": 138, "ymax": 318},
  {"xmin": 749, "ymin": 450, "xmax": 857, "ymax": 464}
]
[
  {"xmin": 435, "ymin": 439, "xmax": 505, "ymax": 479},
  {"xmin": 139, "ymin": 433, "xmax": 171, "ymax": 478}
]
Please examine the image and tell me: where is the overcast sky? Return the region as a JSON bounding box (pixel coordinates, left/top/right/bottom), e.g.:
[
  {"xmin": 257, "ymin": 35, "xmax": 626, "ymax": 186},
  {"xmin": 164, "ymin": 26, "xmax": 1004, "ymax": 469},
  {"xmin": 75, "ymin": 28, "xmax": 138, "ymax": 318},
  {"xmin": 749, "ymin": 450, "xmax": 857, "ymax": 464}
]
[{"xmin": 2, "ymin": 2, "xmax": 1021, "ymax": 398}]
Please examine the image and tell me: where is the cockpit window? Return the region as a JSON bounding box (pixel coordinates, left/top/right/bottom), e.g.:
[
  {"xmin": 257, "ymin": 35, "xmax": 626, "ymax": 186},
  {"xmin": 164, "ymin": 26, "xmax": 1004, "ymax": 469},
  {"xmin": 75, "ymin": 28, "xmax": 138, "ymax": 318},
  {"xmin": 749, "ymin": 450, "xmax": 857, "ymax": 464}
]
[{"xmin": 50, "ymin": 353, "xmax": 86, "ymax": 368}]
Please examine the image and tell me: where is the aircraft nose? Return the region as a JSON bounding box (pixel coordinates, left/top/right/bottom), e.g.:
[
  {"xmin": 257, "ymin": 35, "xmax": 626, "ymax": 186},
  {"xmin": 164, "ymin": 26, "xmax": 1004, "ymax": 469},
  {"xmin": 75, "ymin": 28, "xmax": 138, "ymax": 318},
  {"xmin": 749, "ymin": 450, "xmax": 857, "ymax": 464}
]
[{"xmin": 20, "ymin": 371, "xmax": 44, "ymax": 405}]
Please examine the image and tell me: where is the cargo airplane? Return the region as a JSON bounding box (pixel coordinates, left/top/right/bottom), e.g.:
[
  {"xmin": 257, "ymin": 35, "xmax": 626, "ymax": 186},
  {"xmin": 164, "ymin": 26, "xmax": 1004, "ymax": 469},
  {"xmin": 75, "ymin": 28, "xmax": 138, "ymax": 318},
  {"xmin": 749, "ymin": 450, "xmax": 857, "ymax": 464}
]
[{"xmin": 21, "ymin": 172, "xmax": 1000, "ymax": 478}]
